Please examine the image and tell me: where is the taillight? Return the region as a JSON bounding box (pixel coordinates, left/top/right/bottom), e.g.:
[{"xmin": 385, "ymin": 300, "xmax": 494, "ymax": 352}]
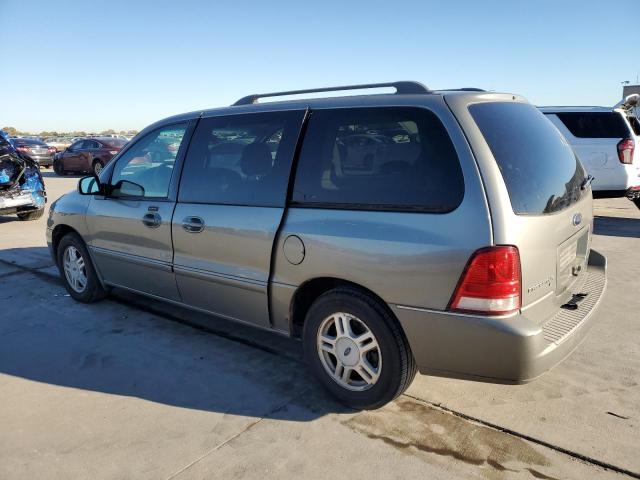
[
  {"xmin": 16, "ymin": 145, "xmax": 30, "ymax": 152},
  {"xmin": 617, "ymin": 138, "xmax": 634, "ymax": 164},
  {"xmin": 47, "ymin": 146, "xmax": 56, "ymax": 153},
  {"xmin": 448, "ymin": 246, "xmax": 521, "ymax": 315}
]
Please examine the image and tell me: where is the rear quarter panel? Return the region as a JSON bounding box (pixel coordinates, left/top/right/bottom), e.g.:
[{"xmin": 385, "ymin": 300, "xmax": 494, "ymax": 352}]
[{"xmin": 271, "ymin": 97, "xmax": 492, "ymax": 331}]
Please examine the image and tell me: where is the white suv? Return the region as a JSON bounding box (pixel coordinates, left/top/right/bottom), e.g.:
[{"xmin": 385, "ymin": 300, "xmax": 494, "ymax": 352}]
[{"xmin": 540, "ymin": 96, "xmax": 640, "ymax": 207}]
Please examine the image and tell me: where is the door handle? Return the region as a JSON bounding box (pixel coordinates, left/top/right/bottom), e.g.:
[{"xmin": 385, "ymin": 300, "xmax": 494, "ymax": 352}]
[
  {"xmin": 142, "ymin": 212, "xmax": 161, "ymax": 228},
  {"xmin": 182, "ymin": 216, "xmax": 205, "ymax": 233}
]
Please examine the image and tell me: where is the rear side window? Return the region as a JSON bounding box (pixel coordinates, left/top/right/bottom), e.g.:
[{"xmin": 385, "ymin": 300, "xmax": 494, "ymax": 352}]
[
  {"xmin": 292, "ymin": 107, "xmax": 463, "ymax": 212},
  {"xmin": 179, "ymin": 110, "xmax": 305, "ymax": 207},
  {"xmin": 470, "ymin": 102, "xmax": 586, "ymax": 215},
  {"xmin": 555, "ymin": 112, "xmax": 630, "ymax": 138}
]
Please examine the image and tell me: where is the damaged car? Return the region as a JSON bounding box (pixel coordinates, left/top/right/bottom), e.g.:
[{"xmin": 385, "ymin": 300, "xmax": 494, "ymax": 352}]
[{"xmin": 0, "ymin": 131, "xmax": 47, "ymax": 221}]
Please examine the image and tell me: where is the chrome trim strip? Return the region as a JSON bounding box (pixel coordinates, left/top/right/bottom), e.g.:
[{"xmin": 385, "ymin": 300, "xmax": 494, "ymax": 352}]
[
  {"xmin": 173, "ymin": 264, "xmax": 267, "ymax": 293},
  {"xmin": 89, "ymin": 245, "xmax": 172, "ymax": 271},
  {"xmin": 394, "ymin": 304, "xmax": 518, "ymax": 320}
]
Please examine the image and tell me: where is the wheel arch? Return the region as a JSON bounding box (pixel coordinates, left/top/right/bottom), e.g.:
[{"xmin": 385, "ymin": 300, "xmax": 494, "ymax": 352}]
[
  {"xmin": 51, "ymin": 224, "xmax": 82, "ymax": 266},
  {"xmin": 52, "ymin": 223, "xmax": 108, "ymax": 289},
  {"xmin": 289, "ymin": 277, "xmax": 399, "ymax": 339}
]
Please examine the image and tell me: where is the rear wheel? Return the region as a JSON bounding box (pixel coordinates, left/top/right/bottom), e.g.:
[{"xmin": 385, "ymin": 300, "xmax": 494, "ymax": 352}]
[
  {"xmin": 53, "ymin": 160, "xmax": 66, "ymax": 176},
  {"xmin": 303, "ymin": 288, "xmax": 416, "ymax": 410},
  {"xmin": 17, "ymin": 209, "xmax": 45, "ymax": 221},
  {"xmin": 92, "ymin": 159, "xmax": 104, "ymax": 176},
  {"xmin": 57, "ymin": 233, "xmax": 107, "ymax": 303}
]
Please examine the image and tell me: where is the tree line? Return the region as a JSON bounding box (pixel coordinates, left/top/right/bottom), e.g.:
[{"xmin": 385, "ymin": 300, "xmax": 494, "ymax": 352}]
[{"xmin": 2, "ymin": 126, "xmax": 139, "ymax": 137}]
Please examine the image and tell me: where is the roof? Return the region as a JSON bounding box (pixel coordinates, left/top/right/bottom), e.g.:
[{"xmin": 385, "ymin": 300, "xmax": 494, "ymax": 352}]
[
  {"xmin": 151, "ymin": 89, "xmax": 515, "ymax": 127},
  {"xmin": 538, "ymin": 106, "xmax": 614, "ymax": 113}
]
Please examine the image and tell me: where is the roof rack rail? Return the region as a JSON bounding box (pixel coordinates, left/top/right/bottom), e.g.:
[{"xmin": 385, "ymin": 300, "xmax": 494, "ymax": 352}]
[
  {"xmin": 442, "ymin": 87, "xmax": 486, "ymax": 92},
  {"xmin": 232, "ymin": 81, "xmax": 429, "ymax": 106}
]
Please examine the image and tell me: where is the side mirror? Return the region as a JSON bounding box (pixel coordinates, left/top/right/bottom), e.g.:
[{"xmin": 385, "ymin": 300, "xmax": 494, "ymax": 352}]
[{"xmin": 78, "ymin": 175, "xmax": 101, "ymax": 195}]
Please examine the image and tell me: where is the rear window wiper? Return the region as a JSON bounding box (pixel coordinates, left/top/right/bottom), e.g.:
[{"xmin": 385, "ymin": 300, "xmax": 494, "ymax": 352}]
[{"xmin": 581, "ymin": 175, "xmax": 595, "ymax": 190}]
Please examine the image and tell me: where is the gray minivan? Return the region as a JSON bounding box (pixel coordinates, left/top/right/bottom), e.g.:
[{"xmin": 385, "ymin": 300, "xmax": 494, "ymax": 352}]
[{"xmin": 47, "ymin": 82, "xmax": 607, "ymax": 409}]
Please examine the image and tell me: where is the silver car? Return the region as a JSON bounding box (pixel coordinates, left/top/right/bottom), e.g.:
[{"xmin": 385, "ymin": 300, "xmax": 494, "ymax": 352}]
[{"xmin": 46, "ymin": 82, "xmax": 607, "ymax": 409}]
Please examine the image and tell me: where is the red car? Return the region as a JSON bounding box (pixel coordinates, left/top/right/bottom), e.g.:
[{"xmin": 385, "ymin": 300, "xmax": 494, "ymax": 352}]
[{"xmin": 53, "ymin": 137, "xmax": 127, "ymax": 176}]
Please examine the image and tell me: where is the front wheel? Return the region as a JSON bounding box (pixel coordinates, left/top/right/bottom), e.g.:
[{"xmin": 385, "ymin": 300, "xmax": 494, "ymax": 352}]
[
  {"xmin": 303, "ymin": 288, "xmax": 416, "ymax": 410},
  {"xmin": 57, "ymin": 233, "xmax": 107, "ymax": 303},
  {"xmin": 53, "ymin": 160, "xmax": 66, "ymax": 176}
]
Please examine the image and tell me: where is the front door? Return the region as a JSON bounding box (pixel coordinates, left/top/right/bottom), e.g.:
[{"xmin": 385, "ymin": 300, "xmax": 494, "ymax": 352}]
[
  {"xmin": 85, "ymin": 122, "xmax": 191, "ymax": 300},
  {"xmin": 172, "ymin": 110, "xmax": 306, "ymax": 327},
  {"xmin": 62, "ymin": 140, "xmax": 85, "ymax": 170}
]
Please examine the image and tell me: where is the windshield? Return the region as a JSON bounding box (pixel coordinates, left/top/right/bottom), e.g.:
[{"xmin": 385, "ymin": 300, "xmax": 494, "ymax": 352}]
[{"xmin": 470, "ymin": 102, "xmax": 587, "ymax": 215}]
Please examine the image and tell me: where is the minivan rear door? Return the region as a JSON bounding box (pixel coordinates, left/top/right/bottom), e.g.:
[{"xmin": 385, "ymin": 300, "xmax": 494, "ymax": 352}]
[
  {"xmin": 171, "ymin": 110, "xmax": 306, "ymax": 328},
  {"xmin": 456, "ymin": 97, "xmax": 593, "ymax": 320}
]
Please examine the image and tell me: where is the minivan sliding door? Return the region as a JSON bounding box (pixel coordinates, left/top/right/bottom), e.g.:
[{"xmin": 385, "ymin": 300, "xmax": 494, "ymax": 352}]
[{"xmin": 172, "ymin": 110, "xmax": 306, "ymax": 328}]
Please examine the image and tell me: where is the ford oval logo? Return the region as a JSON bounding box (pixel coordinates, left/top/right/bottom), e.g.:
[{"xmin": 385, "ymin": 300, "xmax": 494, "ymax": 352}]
[{"xmin": 572, "ymin": 213, "xmax": 583, "ymax": 227}]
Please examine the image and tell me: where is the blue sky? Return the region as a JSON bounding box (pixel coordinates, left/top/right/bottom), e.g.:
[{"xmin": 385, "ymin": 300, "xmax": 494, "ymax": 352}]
[{"xmin": 0, "ymin": 0, "xmax": 636, "ymax": 132}]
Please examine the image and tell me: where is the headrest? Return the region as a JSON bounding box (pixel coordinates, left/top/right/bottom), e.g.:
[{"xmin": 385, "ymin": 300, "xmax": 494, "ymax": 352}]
[{"xmin": 240, "ymin": 143, "xmax": 272, "ymax": 177}]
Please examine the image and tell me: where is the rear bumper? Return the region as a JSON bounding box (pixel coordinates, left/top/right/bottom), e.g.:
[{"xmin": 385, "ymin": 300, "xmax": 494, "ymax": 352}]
[
  {"xmin": 0, "ymin": 192, "xmax": 41, "ymax": 216},
  {"xmin": 393, "ymin": 249, "xmax": 607, "ymax": 383},
  {"xmin": 30, "ymin": 155, "xmax": 54, "ymax": 167},
  {"xmin": 625, "ymin": 186, "xmax": 640, "ymax": 200}
]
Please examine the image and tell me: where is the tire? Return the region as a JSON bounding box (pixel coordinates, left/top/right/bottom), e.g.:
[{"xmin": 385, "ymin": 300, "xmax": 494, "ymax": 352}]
[
  {"xmin": 53, "ymin": 160, "xmax": 66, "ymax": 176},
  {"xmin": 633, "ymin": 198, "xmax": 640, "ymax": 210},
  {"xmin": 57, "ymin": 232, "xmax": 107, "ymax": 303},
  {"xmin": 92, "ymin": 159, "xmax": 104, "ymax": 176},
  {"xmin": 17, "ymin": 209, "xmax": 45, "ymax": 221},
  {"xmin": 303, "ymin": 288, "xmax": 417, "ymax": 410}
]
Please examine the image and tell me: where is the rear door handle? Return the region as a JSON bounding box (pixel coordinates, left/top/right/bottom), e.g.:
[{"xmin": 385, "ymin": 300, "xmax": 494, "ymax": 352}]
[
  {"xmin": 142, "ymin": 212, "xmax": 161, "ymax": 228},
  {"xmin": 182, "ymin": 216, "xmax": 205, "ymax": 233}
]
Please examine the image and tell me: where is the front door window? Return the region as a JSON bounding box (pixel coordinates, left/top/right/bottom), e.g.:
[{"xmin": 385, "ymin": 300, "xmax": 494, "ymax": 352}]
[{"xmin": 110, "ymin": 124, "xmax": 188, "ymax": 198}]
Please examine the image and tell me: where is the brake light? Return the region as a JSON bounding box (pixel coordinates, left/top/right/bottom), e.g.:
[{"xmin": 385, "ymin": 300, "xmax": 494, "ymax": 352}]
[
  {"xmin": 16, "ymin": 145, "xmax": 30, "ymax": 152},
  {"xmin": 47, "ymin": 146, "xmax": 56, "ymax": 153},
  {"xmin": 448, "ymin": 246, "xmax": 521, "ymax": 315},
  {"xmin": 617, "ymin": 138, "xmax": 634, "ymax": 164}
]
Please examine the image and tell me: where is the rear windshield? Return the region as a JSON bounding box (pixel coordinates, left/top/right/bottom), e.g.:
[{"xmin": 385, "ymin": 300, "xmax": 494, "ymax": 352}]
[
  {"xmin": 101, "ymin": 138, "xmax": 127, "ymax": 148},
  {"xmin": 555, "ymin": 112, "xmax": 630, "ymax": 138},
  {"xmin": 470, "ymin": 102, "xmax": 586, "ymax": 215},
  {"xmin": 13, "ymin": 138, "xmax": 46, "ymax": 146}
]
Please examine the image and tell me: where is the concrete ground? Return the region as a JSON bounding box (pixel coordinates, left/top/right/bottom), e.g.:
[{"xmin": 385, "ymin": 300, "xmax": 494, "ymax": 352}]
[{"xmin": 0, "ymin": 172, "xmax": 638, "ymax": 480}]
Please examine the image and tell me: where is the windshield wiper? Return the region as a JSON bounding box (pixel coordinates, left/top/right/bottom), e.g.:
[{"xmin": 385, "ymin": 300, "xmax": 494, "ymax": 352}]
[{"xmin": 581, "ymin": 175, "xmax": 595, "ymax": 190}]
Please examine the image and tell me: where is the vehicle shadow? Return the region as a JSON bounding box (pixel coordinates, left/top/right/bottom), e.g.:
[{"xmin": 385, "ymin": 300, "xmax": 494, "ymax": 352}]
[
  {"xmin": 0, "ymin": 215, "xmax": 20, "ymax": 224},
  {"xmin": 40, "ymin": 171, "xmax": 84, "ymax": 179},
  {"xmin": 0, "ymin": 246, "xmax": 345, "ymax": 422},
  {"xmin": 593, "ymin": 216, "xmax": 640, "ymax": 239}
]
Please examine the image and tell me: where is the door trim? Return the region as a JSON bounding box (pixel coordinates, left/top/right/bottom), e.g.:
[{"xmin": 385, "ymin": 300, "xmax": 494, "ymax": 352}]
[
  {"xmin": 173, "ymin": 264, "xmax": 266, "ymax": 293},
  {"xmin": 89, "ymin": 245, "xmax": 173, "ymax": 272}
]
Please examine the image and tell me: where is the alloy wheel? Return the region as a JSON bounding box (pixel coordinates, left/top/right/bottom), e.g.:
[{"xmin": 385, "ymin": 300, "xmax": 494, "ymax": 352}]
[
  {"xmin": 63, "ymin": 246, "xmax": 88, "ymax": 293},
  {"xmin": 316, "ymin": 312, "xmax": 382, "ymax": 391}
]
